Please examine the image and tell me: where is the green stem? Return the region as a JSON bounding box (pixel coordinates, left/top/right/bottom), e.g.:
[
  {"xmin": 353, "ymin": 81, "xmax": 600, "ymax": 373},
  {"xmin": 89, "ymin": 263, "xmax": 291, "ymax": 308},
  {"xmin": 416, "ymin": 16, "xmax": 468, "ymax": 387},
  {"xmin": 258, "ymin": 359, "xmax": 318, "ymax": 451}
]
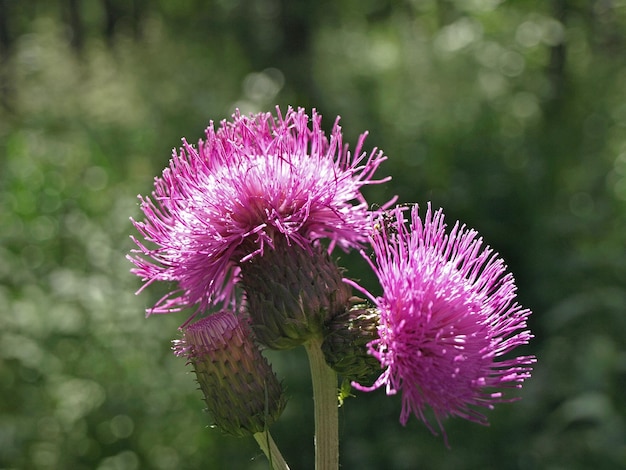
[
  {"xmin": 304, "ymin": 336, "xmax": 339, "ymax": 470},
  {"xmin": 253, "ymin": 430, "xmax": 290, "ymax": 470}
]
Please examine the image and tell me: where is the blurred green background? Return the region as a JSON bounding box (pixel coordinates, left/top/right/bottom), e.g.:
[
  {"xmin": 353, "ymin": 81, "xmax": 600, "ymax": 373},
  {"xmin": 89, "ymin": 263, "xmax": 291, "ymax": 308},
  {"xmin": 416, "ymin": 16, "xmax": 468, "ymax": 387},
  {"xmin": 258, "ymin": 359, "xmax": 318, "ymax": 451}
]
[{"xmin": 1, "ymin": 1, "xmax": 625, "ymax": 469}]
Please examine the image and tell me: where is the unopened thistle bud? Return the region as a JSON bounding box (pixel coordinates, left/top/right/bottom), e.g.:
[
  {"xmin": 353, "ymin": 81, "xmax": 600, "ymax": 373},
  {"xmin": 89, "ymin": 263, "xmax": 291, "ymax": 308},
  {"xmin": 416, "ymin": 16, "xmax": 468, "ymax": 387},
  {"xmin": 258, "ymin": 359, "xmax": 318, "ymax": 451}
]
[
  {"xmin": 173, "ymin": 311, "xmax": 286, "ymax": 437},
  {"xmin": 240, "ymin": 237, "xmax": 352, "ymax": 350},
  {"xmin": 321, "ymin": 301, "xmax": 381, "ymax": 383}
]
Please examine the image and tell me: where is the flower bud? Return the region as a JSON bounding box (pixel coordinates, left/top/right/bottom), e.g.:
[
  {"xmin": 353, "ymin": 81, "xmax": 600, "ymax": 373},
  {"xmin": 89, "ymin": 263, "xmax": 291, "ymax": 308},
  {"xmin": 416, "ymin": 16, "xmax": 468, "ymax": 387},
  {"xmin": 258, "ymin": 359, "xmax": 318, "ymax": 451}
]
[
  {"xmin": 322, "ymin": 302, "xmax": 381, "ymax": 383},
  {"xmin": 174, "ymin": 311, "xmax": 286, "ymax": 437}
]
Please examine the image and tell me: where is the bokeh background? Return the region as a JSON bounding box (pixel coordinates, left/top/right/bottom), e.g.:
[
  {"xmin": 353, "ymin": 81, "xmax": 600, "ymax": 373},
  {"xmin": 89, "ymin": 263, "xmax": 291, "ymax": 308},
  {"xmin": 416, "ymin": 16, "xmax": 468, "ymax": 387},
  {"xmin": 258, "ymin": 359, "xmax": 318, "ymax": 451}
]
[{"xmin": 1, "ymin": 1, "xmax": 625, "ymax": 469}]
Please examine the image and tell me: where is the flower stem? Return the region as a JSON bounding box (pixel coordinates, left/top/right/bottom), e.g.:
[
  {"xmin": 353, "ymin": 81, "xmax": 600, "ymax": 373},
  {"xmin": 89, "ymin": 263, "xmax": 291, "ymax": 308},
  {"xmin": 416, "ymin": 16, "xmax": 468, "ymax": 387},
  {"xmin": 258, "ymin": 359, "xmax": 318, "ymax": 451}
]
[
  {"xmin": 304, "ymin": 336, "xmax": 339, "ymax": 470},
  {"xmin": 253, "ymin": 430, "xmax": 290, "ymax": 470}
]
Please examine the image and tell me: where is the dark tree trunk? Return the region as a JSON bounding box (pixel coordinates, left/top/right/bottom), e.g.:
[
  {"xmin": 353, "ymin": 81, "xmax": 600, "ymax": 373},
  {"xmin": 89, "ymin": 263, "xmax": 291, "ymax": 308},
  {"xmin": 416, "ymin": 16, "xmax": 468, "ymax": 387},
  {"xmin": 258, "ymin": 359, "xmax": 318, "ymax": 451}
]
[
  {"xmin": 0, "ymin": 0, "xmax": 14, "ymax": 111},
  {"xmin": 64, "ymin": 0, "xmax": 84, "ymax": 53}
]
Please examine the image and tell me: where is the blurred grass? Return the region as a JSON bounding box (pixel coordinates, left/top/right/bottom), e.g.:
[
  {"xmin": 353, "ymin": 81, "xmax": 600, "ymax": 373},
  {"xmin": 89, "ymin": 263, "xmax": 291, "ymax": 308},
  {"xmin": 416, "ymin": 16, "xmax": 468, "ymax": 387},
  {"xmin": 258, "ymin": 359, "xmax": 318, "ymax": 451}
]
[{"xmin": 1, "ymin": 2, "xmax": 626, "ymax": 469}]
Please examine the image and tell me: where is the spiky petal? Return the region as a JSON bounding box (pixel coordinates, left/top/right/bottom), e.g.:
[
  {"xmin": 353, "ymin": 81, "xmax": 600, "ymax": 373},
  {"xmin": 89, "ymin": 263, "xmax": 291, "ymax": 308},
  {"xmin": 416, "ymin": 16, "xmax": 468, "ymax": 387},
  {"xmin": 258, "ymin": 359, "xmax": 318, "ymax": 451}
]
[
  {"xmin": 349, "ymin": 204, "xmax": 536, "ymax": 442},
  {"xmin": 128, "ymin": 106, "xmax": 390, "ymax": 316}
]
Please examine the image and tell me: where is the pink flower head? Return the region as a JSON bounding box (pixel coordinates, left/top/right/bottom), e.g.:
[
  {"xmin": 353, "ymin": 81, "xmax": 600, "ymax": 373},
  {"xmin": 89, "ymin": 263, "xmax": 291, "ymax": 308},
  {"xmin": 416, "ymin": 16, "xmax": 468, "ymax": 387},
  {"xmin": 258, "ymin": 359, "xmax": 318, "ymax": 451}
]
[
  {"xmin": 129, "ymin": 106, "xmax": 390, "ymax": 315},
  {"xmin": 349, "ymin": 204, "xmax": 535, "ymax": 443}
]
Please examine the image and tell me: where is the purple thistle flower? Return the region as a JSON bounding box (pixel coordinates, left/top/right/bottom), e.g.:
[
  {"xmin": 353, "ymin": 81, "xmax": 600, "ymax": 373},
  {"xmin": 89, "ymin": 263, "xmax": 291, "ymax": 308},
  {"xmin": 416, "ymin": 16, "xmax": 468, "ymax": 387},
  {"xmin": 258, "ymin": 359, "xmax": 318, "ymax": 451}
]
[
  {"xmin": 128, "ymin": 106, "xmax": 390, "ymax": 316},
  {"xmin": 348, "ymin": 203, "xmax": 536, "ymax": 442}
]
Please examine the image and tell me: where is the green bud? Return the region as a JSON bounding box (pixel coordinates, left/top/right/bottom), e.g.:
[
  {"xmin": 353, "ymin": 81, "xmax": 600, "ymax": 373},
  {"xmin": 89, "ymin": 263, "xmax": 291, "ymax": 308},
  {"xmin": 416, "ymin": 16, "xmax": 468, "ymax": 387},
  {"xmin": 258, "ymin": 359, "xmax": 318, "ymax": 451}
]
[
  {"xmin": 239, "ymin": 238, "xmax": 352, "ymax": 350},
  {"xmin": 174, "ymin": 311, "xmax": 286, "ymax": 437},
  {"xmin": 322, "ymin": 302, "xmax": 381, "ymax": 383}
]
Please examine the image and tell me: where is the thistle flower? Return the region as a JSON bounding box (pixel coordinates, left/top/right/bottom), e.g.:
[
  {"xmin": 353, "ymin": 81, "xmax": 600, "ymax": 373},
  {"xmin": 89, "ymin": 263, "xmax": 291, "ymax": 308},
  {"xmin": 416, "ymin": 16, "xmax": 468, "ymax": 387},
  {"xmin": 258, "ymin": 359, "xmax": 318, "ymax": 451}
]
[
  {"xmin": 128, "ymin": 106, "xmax": 389, "ymax": 317},
  {"xmin": 173, "ymin": 310, "xmax": 286, "ymax": 437},
  {"xmin": 349, "ymin": 204, "xmax": 536, "ymax": 442}
]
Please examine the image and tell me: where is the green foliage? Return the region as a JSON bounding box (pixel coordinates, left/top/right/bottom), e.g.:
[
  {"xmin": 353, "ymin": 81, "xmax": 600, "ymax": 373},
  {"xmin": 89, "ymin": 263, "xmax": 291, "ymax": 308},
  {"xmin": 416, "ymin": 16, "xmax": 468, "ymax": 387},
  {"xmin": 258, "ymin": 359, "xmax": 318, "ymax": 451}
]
[{"xmin": 1, "ymin": 1, "xmax": 625, "ymax": 469}]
